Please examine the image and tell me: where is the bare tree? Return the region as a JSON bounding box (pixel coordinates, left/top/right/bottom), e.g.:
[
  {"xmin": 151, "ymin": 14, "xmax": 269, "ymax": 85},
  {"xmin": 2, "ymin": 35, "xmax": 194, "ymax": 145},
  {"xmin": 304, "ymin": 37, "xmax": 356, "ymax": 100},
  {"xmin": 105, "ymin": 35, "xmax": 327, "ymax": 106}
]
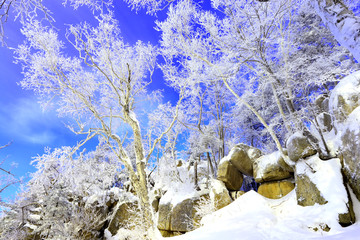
[{"xmin": 0, "ymin": 142, "xmax": 20, "ymax": 201}]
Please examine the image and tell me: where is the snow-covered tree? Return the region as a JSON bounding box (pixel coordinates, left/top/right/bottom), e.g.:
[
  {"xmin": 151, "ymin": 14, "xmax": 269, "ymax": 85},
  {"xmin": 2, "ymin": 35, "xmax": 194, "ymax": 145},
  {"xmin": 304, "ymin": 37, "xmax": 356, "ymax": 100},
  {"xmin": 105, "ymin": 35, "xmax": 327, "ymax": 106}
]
[
  {"xmin": 14, "ymin": 10, "xmax": 182, "ymax": 237},
  {"xmin": 0, "ymin": 142, "xmax": 20, "ymax": 202},
  {"xmin": 0, "ymin": 144, "xmax": 122, "ymax": 239},
  {"xmin": 157, "ymin": 0, "xmax": 358, "ymax": 157},
  {"xmin": 311, "ymin": 0, "xmax": 360, "ymax": 62}
]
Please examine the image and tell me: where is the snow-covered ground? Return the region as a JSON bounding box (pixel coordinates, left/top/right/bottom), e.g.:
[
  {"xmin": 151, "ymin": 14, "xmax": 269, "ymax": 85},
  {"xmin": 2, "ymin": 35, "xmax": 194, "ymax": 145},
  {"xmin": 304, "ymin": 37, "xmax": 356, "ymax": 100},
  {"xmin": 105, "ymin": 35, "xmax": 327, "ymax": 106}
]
[{"xmin": 167, "ymin": 189, "xmax": 360, "ymax": 240}]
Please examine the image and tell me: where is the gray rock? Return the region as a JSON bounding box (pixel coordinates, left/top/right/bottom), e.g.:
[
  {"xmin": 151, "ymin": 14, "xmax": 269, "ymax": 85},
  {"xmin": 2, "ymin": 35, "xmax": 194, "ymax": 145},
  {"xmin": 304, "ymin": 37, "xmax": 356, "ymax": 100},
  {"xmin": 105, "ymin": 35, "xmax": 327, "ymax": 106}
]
[
  {"xmin": 107, "ymin": 200, "xmax": 139, "ymax": 236},
  {"xmin": 329, "ymin": 71, "xmax": 360, "ymax": 122},
  {"xmin": 295, "ymin": 157, "xmax": 355, "ymax": 226},
  {"xmin": 286, "ymin": 132, "xmax": 317, "ymax": 162}
]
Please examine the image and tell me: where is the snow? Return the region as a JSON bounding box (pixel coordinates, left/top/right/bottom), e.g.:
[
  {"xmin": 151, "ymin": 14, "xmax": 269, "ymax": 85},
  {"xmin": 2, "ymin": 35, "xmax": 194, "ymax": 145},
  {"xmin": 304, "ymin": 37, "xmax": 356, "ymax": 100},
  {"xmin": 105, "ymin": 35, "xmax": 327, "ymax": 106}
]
[
  {"xmin": 162, "ymin": 155, "xmax": 360, "ymax": 240},
  {"xmin": 344, "ymin": 106, "xmax": 360, "ymax": 134},
  {"xmin": 296, "ymin": 156, "xmax": 350, "ymax": 228},
  {"xmin": 166, "ymin": 189, "xmax": 360, "ymax": 240},
  {"xmin": 329, "ymin": 70, "xmax": 360, "ymax": 116},
  {"xmin": 254, "ymin": 151, "xmax": 282, "ymax": 180}
]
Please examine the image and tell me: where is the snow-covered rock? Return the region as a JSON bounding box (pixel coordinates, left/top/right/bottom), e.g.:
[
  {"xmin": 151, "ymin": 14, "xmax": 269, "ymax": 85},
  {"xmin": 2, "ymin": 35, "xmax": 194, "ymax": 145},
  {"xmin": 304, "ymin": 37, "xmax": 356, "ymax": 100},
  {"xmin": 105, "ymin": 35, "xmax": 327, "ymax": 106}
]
[
  {"xmin": 258, "ymin": 180, "xmax": 295, "ymax": 199},
  {"xmin": 224, "ymin": 144, "xmax": 262, "ymax": 177},
  {"xmin": 338, "ymin": 106, "xmax": 360, "ymax": 202},
  {"xmin": 286, "ymin": 132, "xmax": 317, "ymax": 162},
  {"xmin": 329, "ymin": 70, "xmax": 360, "ymax": 122},
  {"xmin": 157, "ymin": 189, "xmax": 210, "ymax": 236},
  {"xmin": 295, "ymin": 156, "xmax": 355, "ymax": 227},
  {"xmin": 253, "ymin": 151, "xmax": 292, "ymax": 183},
  {"xmin": 106, "ymin": 200, "xmax": 139, "ymax": 236}
]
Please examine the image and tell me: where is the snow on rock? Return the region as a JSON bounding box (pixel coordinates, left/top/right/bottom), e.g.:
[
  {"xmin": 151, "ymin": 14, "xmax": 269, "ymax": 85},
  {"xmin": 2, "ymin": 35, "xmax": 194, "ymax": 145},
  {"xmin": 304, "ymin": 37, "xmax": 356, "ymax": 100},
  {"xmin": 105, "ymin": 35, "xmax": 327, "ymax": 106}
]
[
  {"xmin": 253, "ymin": 151, "xmax": 292, "ymax": 183},
  {"xmin": 329, "ymin": 70, "xmax": 360, "ymax": 122},
  {"xmin": 168, "ymin": 188, "xmax": 359, "ymax": 240},
  {"xmin": 286, "ymin": 131, "xmax": 317, "ymax": 162},
  {"xmin": 337, "ymin": 106, "xmax": 360, "ymax": 202},
  {"xmin": 295, "ymin": 156, "xmax": 355, "ymax": 227}
]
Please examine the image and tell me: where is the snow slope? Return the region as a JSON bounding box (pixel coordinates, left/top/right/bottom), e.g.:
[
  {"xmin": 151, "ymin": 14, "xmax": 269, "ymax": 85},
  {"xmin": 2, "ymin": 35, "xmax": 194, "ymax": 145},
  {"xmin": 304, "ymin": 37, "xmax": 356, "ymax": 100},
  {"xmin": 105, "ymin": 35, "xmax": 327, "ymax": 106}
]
[{"xmin": 167, "ymin": 189, "xmax": 360, "ymax": 240}]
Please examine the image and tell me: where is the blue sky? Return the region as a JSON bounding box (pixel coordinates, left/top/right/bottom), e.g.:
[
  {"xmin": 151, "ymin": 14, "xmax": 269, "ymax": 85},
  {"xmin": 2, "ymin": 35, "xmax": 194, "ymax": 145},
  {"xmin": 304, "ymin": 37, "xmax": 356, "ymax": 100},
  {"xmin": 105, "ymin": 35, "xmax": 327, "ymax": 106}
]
[{"xmin": 0, "ymin": 1, "xmax": 177, "ymax": 201}]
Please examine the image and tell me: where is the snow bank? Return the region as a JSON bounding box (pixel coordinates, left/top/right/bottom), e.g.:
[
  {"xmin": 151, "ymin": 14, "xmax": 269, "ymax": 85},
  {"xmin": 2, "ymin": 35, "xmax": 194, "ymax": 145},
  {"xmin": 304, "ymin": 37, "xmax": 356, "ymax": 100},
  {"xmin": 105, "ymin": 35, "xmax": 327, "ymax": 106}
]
[{"xmin": 168, "ymin": 184, "xmax": 358, "ymax": 240}]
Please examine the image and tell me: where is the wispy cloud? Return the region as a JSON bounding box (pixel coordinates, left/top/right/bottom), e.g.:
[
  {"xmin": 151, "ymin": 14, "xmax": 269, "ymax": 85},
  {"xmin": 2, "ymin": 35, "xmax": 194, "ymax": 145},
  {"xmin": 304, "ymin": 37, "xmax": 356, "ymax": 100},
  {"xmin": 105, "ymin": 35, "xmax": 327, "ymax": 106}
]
[{"xmin": 0, "ymin": 97, "xmax": 62, "ymax": 145}]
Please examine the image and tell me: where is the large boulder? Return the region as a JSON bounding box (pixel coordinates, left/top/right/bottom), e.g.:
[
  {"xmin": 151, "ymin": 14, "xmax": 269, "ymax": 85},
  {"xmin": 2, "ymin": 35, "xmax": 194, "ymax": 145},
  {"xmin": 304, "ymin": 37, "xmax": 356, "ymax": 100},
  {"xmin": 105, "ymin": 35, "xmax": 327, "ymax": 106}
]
[
  {"xmin": 295, "ymin": 156, "xmax": 355, "ymax": 226},
  {"xmin": 226, "ymin": 144, "xmax": 262, "ymax": 177},
  {"xmin": 217, "ymin": 160, "xmax": 243, "ymax": 190},
  {"xmin": 258, "ymin": 180, "xmax": 295, "ymax": 199},
  {"xmin": 210, "ymin": 179, "xmax": 233, "ymax": 210},
  {"xmin": 157, "ymin": 201, "xmax": 173, "ymax": 231},
  {"xmin": 329, "ymin": 71, "xmax": 360, "ymax": 122},
  {"xmin": 286, "ymin": 132, "xmax": 317, "ymax": 162},
  {"xmin": 157, "ymin": 191, "xmax": 211, "ymax": 236},
  {"xmin": 253, "ymin": 151, "xmax": 292, "ymax": 183},
  {"xmin": 338, "ymin": 106, "xmax": 360, "ymax": 202},
  {"xmin": 170, "ymin": 198, "xmax": 196, "ymax": 232},
  {"xmin": 107, "ymin": 200, "xmax": 139, "ymax": 236}
]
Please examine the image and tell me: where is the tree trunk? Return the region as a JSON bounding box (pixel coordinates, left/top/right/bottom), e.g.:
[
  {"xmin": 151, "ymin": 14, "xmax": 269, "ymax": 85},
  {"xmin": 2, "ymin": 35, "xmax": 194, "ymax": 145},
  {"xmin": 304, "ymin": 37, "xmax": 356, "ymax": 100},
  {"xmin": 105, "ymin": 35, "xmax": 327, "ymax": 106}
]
[
  {"xmin": 207, "ymin": 151, "xmax": 215, "ymax": 177},
  {"xmin": 312, "ymin": 0, "xmax": 360, "ymax": 62}
]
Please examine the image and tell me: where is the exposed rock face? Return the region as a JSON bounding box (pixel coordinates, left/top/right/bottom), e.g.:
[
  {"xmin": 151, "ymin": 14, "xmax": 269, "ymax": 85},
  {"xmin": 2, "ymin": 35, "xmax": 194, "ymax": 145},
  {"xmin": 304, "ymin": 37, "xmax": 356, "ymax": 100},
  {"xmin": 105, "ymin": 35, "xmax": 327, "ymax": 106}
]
[
  {"xmin": 335, "ymin": 106, "xmax": 360, "ymax": 202},
  {"xmin": 286, "ymin": 132, "xmax": 317, "ymax": 162},
  {"xmin": 217, "ymin": 160, "xmax": 243, "ymax": 190},
  {"xmin": 315, "ymin": 94, "xmax": 329, "ymax": 112},
  {"xmin": 227, "ymin": 144, "xmax": 262, "ymax": 176},
  {"xmin": 157, "ymin": 192, "xmax": 210, "ymax": 237},
  {"xmin": 316, "ymin": 112, "xmax": 332, "ymax": 132},
  {"xmin": 258, "ymin": 180, "xmax": 295, "ymax": 199},
  {"xmin": 107, "ymin": 200, "xmax": 139, "ymax": 236},
  {"xmin": 157, "ymin": 201, "xmax": 172, "ymax": 231},
  {"xmin": 253, "ymin": 151, "xmax": 292, "ymax": 183},
  {"xmin": 295, "ymin": 156, "xmax": 355, "ymax": 226},
  {"xmin": 210, "ymin": 179, "xmax": 233, "ymax": 210},
  {"xmin": 329, "ymin": 71, "xmax": 360, "ymax": 121},
  {"xmin": 296, "ymin": 174, "xmax": 327, "ymax": 206},
  {"xmin": 171, "ymin": 198, "xmax": 196, "ymax": 232}
]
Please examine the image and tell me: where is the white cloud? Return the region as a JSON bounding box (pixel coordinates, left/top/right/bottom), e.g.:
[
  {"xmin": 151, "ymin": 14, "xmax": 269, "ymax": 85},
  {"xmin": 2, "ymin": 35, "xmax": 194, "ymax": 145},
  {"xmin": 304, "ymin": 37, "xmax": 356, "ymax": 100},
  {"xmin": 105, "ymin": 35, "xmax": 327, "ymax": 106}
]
[{"xmin": 0, "ymin": 97, "xmax": 63, "ymax": 145}]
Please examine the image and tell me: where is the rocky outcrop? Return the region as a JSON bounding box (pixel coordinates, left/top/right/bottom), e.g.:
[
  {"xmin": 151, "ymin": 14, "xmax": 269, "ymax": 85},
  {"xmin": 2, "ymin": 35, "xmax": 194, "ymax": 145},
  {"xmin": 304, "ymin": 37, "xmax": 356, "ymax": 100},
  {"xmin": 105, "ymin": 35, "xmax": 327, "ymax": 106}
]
[
  {"xmin": 157, "ymin": 192, "xmax": 210, "ymax": 237},
  {"xmin": 331, "ymin": 104, "xmax": 360, "ymax": 203},
  {"xmin": 295, "ymin": 156, "xmax": 355, "ymax": 226},
  {"xmin": 253, "ymin": 151, "xmax": 292, "ymax": 183},
  {"xmin": 227, "ymin": 144, "xmax": 262, "ymax": 177},
  {"xmin": 328, "ymin": 72, "xmax": 360, "ymax": 202},
  {"xmin": 296, "ymin": 174, "xmax": 327, "ymax": 206},
  {"xmin": 217, "ymin": 160, "xmax": 243, "ymax": 190},
  {"xmin": 258, "ymin": 180, "xmax": 295, "ymax": 199},
  {"xmin": 286, "ymin": 132, "xmax": 317, "ymax": 162},
  {"xmin": 210, "ymin": 179, "xmax": 233, "ymax": 210},
  {"xmin": 107, "ymin": 200, "xmax": 139, "ymax": 236},
  {"xmin": 329, "ymin": 71, "xmax": 360, "ymax": 122}
]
